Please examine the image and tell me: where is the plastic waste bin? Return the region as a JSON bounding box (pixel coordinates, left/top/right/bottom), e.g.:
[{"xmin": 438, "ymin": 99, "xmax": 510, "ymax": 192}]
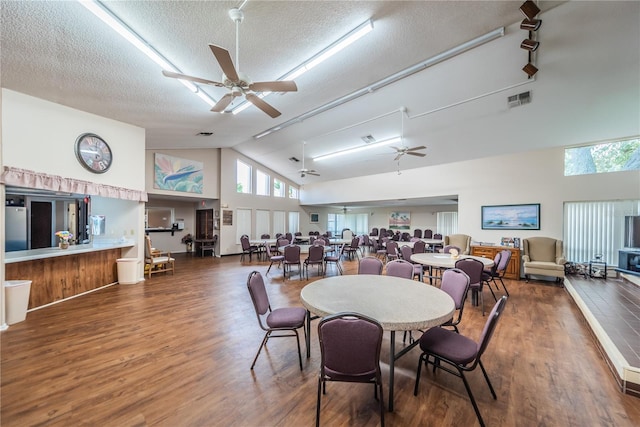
[
  {"xmin": 4, "ymin": 280, "xmax": 32, "ymax": 325},
  {"xmin": 116, "ymin": 258, "xmax": 139, "ymax": 284}
]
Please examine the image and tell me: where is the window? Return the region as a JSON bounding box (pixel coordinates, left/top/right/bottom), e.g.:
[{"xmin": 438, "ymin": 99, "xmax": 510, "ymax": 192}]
[
  {"xmin": 256, "ymin": 209, "xmax": 270, "ymax": 237},
  {"xmin": 288, "ymin": 211, "xmax": 300, "ymax": 234},
  {"xmin": 273, "ymin": 211, "xmax": 285, "ymax": 236},
  {"xmin": 236, "ymin": 208, "xmax": 252, "ymax": 242},
  {"xmin": 564, "ymin": 137, "xmax": 640, "ymax": 176},
  {"xmin": 236, "ymin": 160, "xmax": 252, "ymax": 194},
  {"xmin": 289, "ymin": 186, "xmax": 299, "ymax": 199},
  {"xmin": 327, "ymin": 213, "xmax": 368, "ymax": 236},
  {"xmin": 274, "ymin": 178, "xmax": 285, "ymax": 197},
  {"xmin": 256, "ymin": 170, "xmax": 270, "ymax": 196},
  {"xmin": 436, "ymin": 212, "xmax": 458, "ymax": 236},
  {"xmin": 564, "ymin": 200, "xmax": 640, "ymax": 266}
]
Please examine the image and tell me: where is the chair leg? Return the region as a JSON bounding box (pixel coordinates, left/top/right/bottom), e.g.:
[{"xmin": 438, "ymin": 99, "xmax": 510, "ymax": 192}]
[
  {"xmin": 251, "ymin": 331, "xmax": 271, "ymax": 370},
  {"xmin": 478, "ymin": 360, "xmax": 497, "ymax": 399},
  {"xmin": 414, "ymin": 353, "xmax": 425, "ymax": 395},
  {"xmin": 295, "ymin": 330, "xmax": 303, "ymax": 371},
  {"xmin": 486, "ymin": 281, "xmax": 498, "ymax": 302},
  {"xmin": 378, "ymin": 379, "xmax": 385, "ymax": 427},
  {"xmin": 458, "ymin": 368, "xmax": 486, "ymax": 427},
  {"xmin": 316, "ymin": 378, "xmax": 323, "ymax": 427},
  {"xmin": 498, "ymin": 277, "xmax": 510, "ymax": 296}
]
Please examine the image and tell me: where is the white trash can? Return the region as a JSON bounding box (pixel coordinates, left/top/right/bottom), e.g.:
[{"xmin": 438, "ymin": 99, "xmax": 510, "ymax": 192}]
[
  {"xmin": 4, "ymin": 280, "xmax": 32, "ymax": 325},
  {"xmin": 116, "ymin": 258, "xmax": 139, "ymax": 284}
]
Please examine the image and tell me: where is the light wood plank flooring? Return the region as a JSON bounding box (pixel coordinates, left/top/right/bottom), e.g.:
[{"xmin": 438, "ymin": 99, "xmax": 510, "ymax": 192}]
[{"xmin": 2, "ymin": 252, "xmax": 640, "ymax": 426}]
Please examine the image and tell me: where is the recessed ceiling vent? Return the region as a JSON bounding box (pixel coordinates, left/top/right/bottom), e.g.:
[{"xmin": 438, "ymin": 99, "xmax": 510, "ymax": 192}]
[
  {"xmin": 508, "ymin": 91, "xmax": 531, "ymax": 108},
  {"xmin": 361, "ymin": 135, "xmax": 376, "ymax": 144},
  {"xmin": 289, "ymin": 157, "xmax": 300, "ymax": 162},
  {"xmin": 196, "ymin": 131, "xmax": 214, "ymax": 136}
]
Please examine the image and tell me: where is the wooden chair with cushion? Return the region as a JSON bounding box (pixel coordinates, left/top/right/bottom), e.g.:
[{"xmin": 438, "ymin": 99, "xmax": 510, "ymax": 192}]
[{"xmin": 144, "ymin": 235, "xmax": 175, "ymax": 278}]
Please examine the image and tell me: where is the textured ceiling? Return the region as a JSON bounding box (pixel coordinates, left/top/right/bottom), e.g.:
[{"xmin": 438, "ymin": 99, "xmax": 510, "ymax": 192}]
[{"xmin": 1, "ymin": 1, "xmax": 562, "ymax": 192}]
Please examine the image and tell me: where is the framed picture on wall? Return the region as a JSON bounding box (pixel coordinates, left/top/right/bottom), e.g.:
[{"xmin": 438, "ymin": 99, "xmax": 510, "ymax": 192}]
[
  {"xmin": 481, "ymin": 204, "xmax": 540, "ymax": 230},
  {"xmin": 222, "ymin": 209, "xmax": 233, "ymax": 226},
  {"xmin": 310, "ymin": 213, "xmax": 319, "ymax": 223}
]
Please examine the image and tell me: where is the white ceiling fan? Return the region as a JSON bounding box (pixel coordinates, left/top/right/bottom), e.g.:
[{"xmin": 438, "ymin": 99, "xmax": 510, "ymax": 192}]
[
  {"xmin": 389, "ymin": 107, "xmax": 427, "ymax": 161},
  {"xmin": 162, "ymin": 7, "xmax": 297, "ymax": 118},
  {"xmin": 298, "ymin": 141, "xmax": 320, "ymax": 178}
]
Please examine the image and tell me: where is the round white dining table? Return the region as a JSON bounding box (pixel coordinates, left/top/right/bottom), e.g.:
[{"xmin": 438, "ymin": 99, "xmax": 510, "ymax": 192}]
[{"xmin": 300, "ymin": 275, "xmax": 454, "ymax": 412}]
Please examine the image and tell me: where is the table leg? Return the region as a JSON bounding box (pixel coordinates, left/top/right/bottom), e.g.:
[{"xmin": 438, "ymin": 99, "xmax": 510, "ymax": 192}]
[
  {"xmin": 389, "ymin": 331, "xmax": 396, "ymax": 412},
  {"xmin": 306, "ymin": 310, "xmax": 311, "ymax": 358}
]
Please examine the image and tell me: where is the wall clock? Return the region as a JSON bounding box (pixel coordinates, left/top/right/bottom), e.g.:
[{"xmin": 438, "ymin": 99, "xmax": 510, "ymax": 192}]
[{"xmin": 75, "ymin": 133, "xmax": 113, "ymax": 173}]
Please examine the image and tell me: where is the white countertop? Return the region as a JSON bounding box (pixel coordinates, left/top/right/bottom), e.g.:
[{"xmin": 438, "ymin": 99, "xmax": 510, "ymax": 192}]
[{"xmin": 5, "ymin": 241, "xmax": 135, "ymax": 263}]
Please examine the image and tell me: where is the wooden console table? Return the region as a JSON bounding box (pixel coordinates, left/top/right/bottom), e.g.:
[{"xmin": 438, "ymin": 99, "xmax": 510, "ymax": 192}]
[{"xmin": 470, "ymin": 245, "xmax": 521, "ymax": 280}]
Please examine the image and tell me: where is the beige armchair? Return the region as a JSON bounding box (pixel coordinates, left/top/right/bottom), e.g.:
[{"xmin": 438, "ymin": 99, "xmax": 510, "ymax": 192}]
[
  {"xmin": 522, "ymin": 237, "xmax": 566, "ymax": 282},
  {"xmin": 443, "ymin": 234, "xmax": 472, "ymax": 255}
]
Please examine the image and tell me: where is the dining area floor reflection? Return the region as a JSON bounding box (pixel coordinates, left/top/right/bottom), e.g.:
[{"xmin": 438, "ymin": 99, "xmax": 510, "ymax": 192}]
[{"xmin": 1, "ymin": 254, "xmax": 639, "ymax": 426}]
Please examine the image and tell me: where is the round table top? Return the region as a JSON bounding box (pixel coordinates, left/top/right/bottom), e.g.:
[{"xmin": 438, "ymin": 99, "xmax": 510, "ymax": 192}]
[
  {"xmin": 300, "ymin": 275, "xmax": 454, "ymax": 331},
  {"xmin": 411, "ymin": 253, "xmax": 494, "ymax": 269},
  {"xmin": 249, "ymin": 239, "xmax": 278, "ymax": 245}
]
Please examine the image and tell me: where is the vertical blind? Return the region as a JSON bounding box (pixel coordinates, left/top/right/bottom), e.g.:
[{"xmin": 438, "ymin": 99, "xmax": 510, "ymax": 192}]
[
  {"xmin": 255, "ymin": 209, "xmax": 270, "ymax": 237},
  {"xmin": 288, "ymin": 211, "xmax": 299, "ymax": 234},
  {"xmin": 564, "ymin": 200, "xmax": 639, "ymax": 266},
  {"xmin": 236, "ymin": 208, "xmax": 252, "ymax": 243},
  {"xmin": 436, "ymin": 212, "xmax": 458, "ymax": 236},
  {"xmin": 273, "ymin": 211, "xmax": 285, "ymax": 236}
]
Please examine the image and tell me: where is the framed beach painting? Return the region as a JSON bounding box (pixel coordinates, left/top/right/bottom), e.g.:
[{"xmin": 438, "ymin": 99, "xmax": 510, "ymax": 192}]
[
  {"xmin": 481, "ymin": 204, "xmax": 540, "ymax": 230},
  {"xmin": 389, "ymin": 212, "xmax": 411, "ymax": 230}
]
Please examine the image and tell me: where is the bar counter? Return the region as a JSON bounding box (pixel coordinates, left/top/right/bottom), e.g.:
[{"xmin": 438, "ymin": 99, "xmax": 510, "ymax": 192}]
[{"xmin": 5, "ymin": 241, "xmax": 136, "ymax": 309}]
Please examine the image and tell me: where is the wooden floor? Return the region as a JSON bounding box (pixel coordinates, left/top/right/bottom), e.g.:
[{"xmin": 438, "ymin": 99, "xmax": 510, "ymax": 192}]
[{"xmin": 2, "ymin": 252, "xmax": 640, "ymax": 426}]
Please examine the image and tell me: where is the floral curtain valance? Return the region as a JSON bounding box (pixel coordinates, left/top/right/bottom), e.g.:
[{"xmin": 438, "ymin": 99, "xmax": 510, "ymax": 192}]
[{"xmin": 1, "ymin": 167, "xmax": 148, "ymax": 202}]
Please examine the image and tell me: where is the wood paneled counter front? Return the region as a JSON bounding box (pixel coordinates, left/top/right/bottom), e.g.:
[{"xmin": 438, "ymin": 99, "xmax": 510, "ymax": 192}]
[
  {"xmin": 470, "ymin": 245, "xmax": 521, "ymax": 280},
  {"xmin": 5, "ymin": 242, "xmax": 135, "ymax": 309}
]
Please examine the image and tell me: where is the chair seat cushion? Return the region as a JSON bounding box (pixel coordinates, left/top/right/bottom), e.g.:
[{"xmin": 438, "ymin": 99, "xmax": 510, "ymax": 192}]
[
  {"xmin": 524, "ymin": 261, "xmax": 564, "ymax": 272},
  {"xmin": 419, "ymin": 327, "xmax": 477, "ymax": 366},
  {"xmin": 151, "ymin": 256, "xmax": 173, "ymax": 263},
  {"xmin": 267, "ymin": 307, "xmax": 306, "ymax": 328},
  {"xmin": 270, "ymin": 255, "xmax": 284, "ymax": 261}
]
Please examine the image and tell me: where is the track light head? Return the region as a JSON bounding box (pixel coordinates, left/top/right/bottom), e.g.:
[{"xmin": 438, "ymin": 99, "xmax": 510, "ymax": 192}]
[
  {"xmin": 523, "ymin": 63, "xmax": 539, "ymax": 77},
  {"xmin": 520, "ymin": 39, "xmax": 540, "ymax": 52},
  {"xmin": 520, "ymin": 0, "xmax": 540, "ymax": 20},
  {"xmin": 520, "ymin": 18, "xmax": 542, "ymax": 31}
]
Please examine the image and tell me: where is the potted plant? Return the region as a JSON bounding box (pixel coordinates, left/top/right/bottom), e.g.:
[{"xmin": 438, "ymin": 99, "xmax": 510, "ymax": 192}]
[{"xmin": 181, "ymin": 233, "xmax": 194, "ymax": 252}]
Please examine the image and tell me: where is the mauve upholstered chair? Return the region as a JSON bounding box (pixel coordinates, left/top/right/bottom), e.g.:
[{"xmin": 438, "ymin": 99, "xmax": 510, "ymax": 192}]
[
  {"xmin": 358, "ymin": 256, "xmax": 384, "ymax": 275},
  {"xmin": 439, "ymin": 268, "xmax": 471, "ymax": 333}
]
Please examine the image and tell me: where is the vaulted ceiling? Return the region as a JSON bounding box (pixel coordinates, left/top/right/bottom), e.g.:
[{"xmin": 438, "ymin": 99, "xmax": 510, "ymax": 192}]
[{"xmin": 1, "ymin": 1, "xmax": 562, "ymax": 187}]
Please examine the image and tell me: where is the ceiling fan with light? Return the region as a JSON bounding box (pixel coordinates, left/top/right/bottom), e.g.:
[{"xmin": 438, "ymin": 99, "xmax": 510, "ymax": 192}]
[
  {"xmin": 162, "ymin": 7, "xmax": 297, "ymax": 118},
  {"xmin": 298, "ymin": 141, "xmax": 320, "ymax": 178},
  {"xmin": 389, "ymin": 107, "xmax": 427, "ymax": 161}
]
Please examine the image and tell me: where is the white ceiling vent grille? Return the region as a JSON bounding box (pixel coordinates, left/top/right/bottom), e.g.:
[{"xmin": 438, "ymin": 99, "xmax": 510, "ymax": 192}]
[{"xmin": 508, "ymin": 91, "xmax": 531, "ymax": 108}]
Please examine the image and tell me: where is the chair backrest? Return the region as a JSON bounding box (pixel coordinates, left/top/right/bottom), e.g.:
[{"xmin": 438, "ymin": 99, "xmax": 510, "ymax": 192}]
[
  {"xmin": 370, "ymin": 227, "xmax": 379, "ymax": 236},
  {"xmin": 424, "ymin": 229, "xmax": 433, "ymax": 238},
  {"xmin": 350, "ymin": 237, "xmax": 360, "ymax": 248},
  {"xmin": 476, "ymin": 296, "xmax": 508, "ymax": 359},
  {"xmin": 284, "ymin": 244, "xmax": 301, "ymax": 262},
  {"xmin": 307, "ymin": 244, "xmax": 324, "ymax": 262},
  {"xmin": 433, "ymin": 233, "xmax": 442, "ymax": 240},
  {"xmin": 443, "ymin": 245, "xmax": 461, "ymax": 254},
  {"xmin": 386, "ymin": 241, "xmax": 398, "ymax": 257},
  {"xmin": 385, "ymin": 259, "xmax": 414, "ymax": 279},
  {"xmin": 399, "ymin": 245, "xmax": 413, "ymax": 261},
  {"xmin": 455, "ymin": 258, "xmax": 484, "ymax": 285},
  {"xmin": 277, "ymin": 238, "xmax": 290, "ymax": 247},
  {"xmin": 358, "ymin": 257, "xmax": 384, "ymax": 275},
  {"xmin": 318, "ymin": 312, "xmax": 383, "ymax": 379},
  {"xmin": 240, "ymin": 235, "xmax": 251, "ymax": 251},
  {"xmin": 144, "ymin": 235, "xmax": 153, "ymax": 260},
  {"xmin": 309, "ymin": 236, "xmax": 316, "ymax": 245},
  {"xmin": 413, "ymin": 240, "xmax": 427, "ymax": 253},
  {"xmin": 363, "ymin": 234, "xmax": 371, "ymax": 245},
  {"xmin": 498, "ymin": 250, "xmax": 512, "ymax": 273},
  {"xmin": 343, "ymin": 229, "xmax": 354, "ymax": 240},
  {"xmin": 523, "ymin": 237, "xmax": 563, "ymax": 263},
  {"xmin": 440, "ymin": 268, "xmax": 471, "ymax": 310},
  {"xmin": 295, "ymin": 231, "xmax": 302, "ymax": 237},
  {"xmin": 444, "ymin": 234, "xmax": 472, "ymax": 255},
  {"xmin": 261, "ymin": 234, "xmax": 270, "ymax": 239},
  {"xmin": 414, "ymin": 229, "xmax": 423, "ymax": 238},
  {"xmin": 285, "ymin": 232, "xmax": 293, "ymax": 242},
  {"xmin": 487, "ymin": 251, "xmax": 502, "ymax": 275},
  {"xmin": 379, "ymin": 228, "xmax": 387, "ymax": 237},
  {"xmin": 247, "ymin": 271, "xmax": 271, "ymax": 320}
]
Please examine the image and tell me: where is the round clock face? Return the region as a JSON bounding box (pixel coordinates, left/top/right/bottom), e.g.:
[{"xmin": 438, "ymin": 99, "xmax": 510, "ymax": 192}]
[{"xmin": 75, "ymin": 133, "xmax": 113, "ymax": 173}]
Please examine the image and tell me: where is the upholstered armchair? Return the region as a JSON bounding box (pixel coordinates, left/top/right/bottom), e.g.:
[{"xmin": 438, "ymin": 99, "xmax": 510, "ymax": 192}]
[
  {"xmin": 522, "ymin": 237, "xmax": 566, "ymax": 282},
  {"xmin": 443, "ymin": 234, "xmax": 472, "ymax": 255}
]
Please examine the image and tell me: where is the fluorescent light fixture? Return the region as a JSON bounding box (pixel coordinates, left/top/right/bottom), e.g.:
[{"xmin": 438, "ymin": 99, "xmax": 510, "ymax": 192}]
[
  {"xmin": 313, "ymin": 136, "xmax": 401, "ymax": 162},
  {"xmin": 231, "ymin": 19, "xmax": 373, "ymax": 115},
  {"xmin": 78, "ymin": 0, "xmax": 216, "ymax": 107},
  {"xmin": 255, "ymin": 27, "xmax": 505, "ymax": 139}
]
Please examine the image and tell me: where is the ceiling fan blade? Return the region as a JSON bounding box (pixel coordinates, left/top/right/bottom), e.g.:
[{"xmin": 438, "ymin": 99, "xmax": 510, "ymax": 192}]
[
  {"xmin": 209, "ymin": 44, "xmax": 239, "ymax": 82},
  {"xmin": 406, "ymin": 152, "xmax": 426, "ymax": 157},
  {"xmin": 308, "ymin": 171, "xmax": 320, "ymax": 176},
  {"xmin": 389, "ymin": 146, "xmax": 403, "ymax": 153},
  {"xmin": 245, "ymin": 93, "xmax": 281, "ymax": 118},
  {"xmin": 393, "ymin": 154, "xmax": 403, "ymax": 161},
  {"xmin": 162, "ymin": 70, "xmax": 224, "ymax": 87},
  {"xmin": 210, "ymin": 93, "xmax": 234, "ymax": 112},
  {"xmin": 249, "ymin": 81, "xmax": 298, "ymax": 93},
  {"xmin": 406, "ymin": 145, "xmax": 427, "ymax": 152}
]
